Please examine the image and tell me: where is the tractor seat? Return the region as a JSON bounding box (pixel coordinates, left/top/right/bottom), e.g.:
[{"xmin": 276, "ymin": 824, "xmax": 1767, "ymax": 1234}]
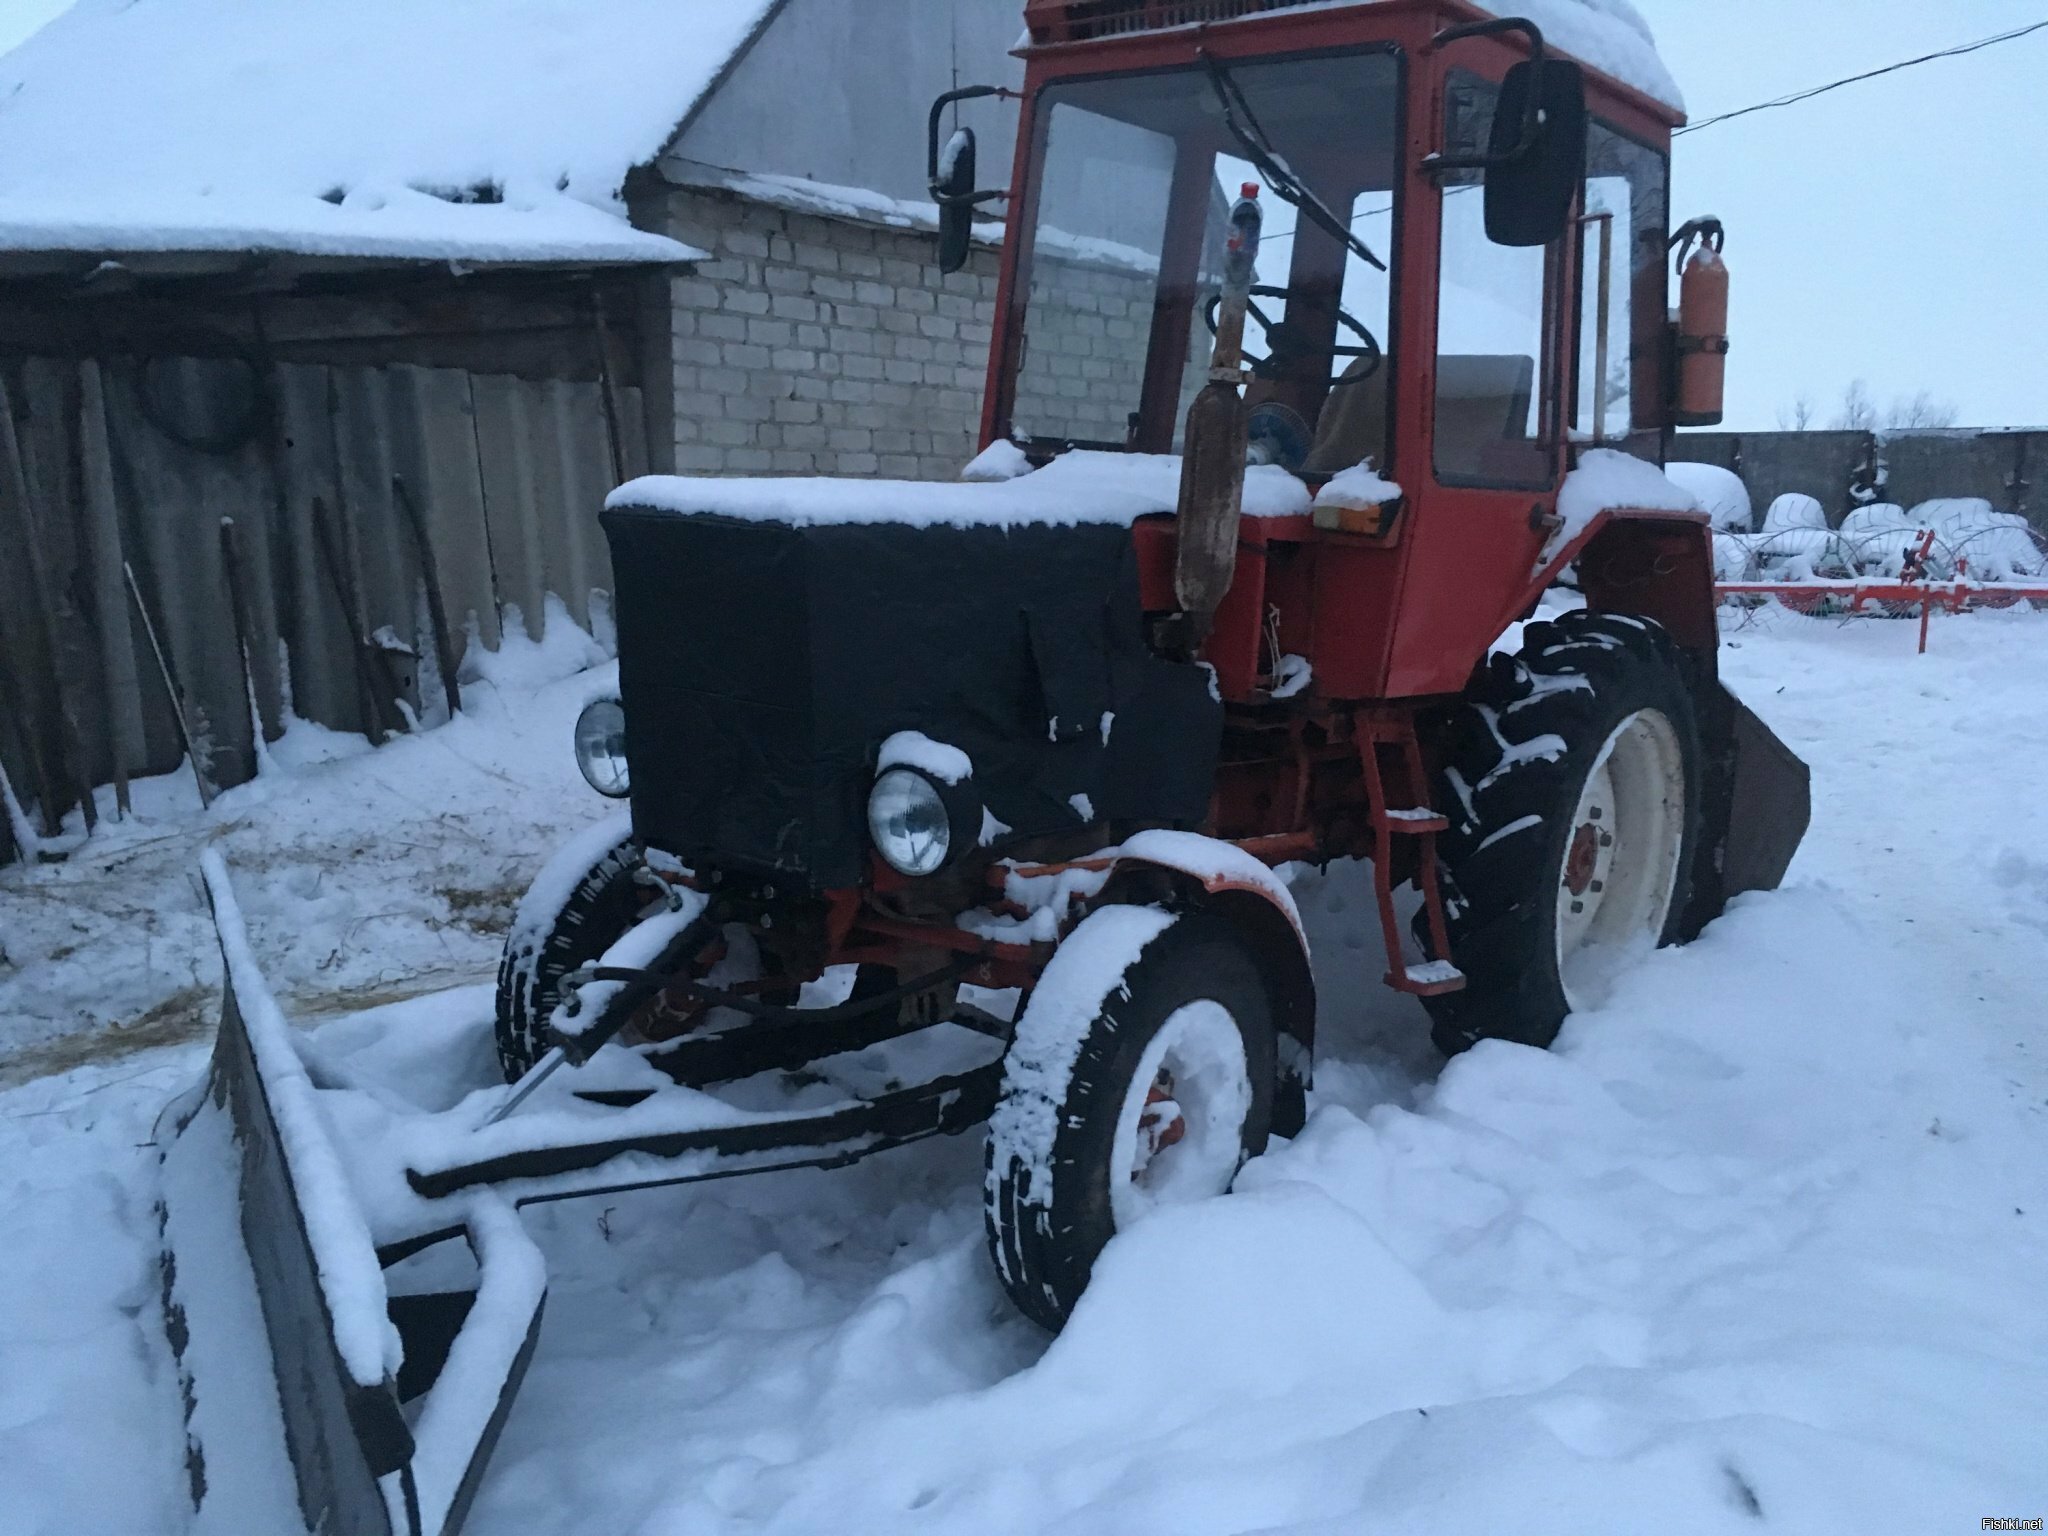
[
  {"xmin": 1435, "ymin": 354, "xmax": 1539, "ymax": 480},
  {"xmin": 1302, "ymin": 356, "xmax": 1390, "ymax": 477},
  {"xmin": 1302, "ymin": 353, "xmax": 1538, "ymax": 481}
]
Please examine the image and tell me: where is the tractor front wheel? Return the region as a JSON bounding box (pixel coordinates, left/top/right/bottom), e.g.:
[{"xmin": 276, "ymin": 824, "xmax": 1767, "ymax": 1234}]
[
  {"xmin": 1419, "ymin": 611, "xmax": 1703, "ymax": 1057},
  {"xmin": 495, "ymin": 818, "xmax": 650, "ymax": 1081},
  {"xmin": 984, "ymin": 907, "xmax": 1277, "ymax": 1331}
]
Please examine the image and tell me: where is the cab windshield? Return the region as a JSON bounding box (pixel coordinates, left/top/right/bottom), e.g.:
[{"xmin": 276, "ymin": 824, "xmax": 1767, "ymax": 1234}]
[{"xmin": 1006, "ymin": 48, "xmax": 1401, "ymax": 475}]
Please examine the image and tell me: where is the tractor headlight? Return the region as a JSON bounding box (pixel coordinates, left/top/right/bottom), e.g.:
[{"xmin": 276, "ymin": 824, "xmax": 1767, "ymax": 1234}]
[
  {"xmin": 573, "ymin": 697, "xmax": 630, "ymax": 798},
  {"xmin": 867, "ymin": 767, "xmax": 962, "ymax": 876}
]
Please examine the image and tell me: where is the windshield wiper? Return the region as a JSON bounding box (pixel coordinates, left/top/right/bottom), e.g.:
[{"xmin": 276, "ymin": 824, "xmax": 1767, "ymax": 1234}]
[{"xmin": 1202, "ymin": 53, "xmax": 1387, "ymax": 274}]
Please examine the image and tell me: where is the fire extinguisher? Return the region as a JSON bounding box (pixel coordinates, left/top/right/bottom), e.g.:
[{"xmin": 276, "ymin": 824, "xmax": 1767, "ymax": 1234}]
[{"xmin": 1671, "ymin": 216, "xmax": 1728, "ymax": 427}]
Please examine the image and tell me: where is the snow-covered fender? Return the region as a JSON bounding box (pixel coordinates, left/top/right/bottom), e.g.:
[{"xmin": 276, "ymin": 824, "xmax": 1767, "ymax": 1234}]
[
  {"xmin": 1092, "ymin": 830, "xmax": 1315, "ymax": 1137},
  {"xmin": 1499, "ymin": 509, "xmax": 1723, "ymax": 678},
  {"xmin": 1520, "ymin": 450, "xmax": 1721, "ymax": 660}
]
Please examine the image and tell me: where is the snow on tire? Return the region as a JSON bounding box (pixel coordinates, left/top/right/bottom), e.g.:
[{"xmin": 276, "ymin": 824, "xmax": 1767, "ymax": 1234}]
[
  {"xmin": 494, "ymin": 813, "xmax": 644, "ymax": 1082},
  {"xmin": 1418, "ymin": 611, "xmax": 1702, "ymax": 1058},
  {"xmin": 984, "ymin": 905, "xmax": 1277, "ymax": 1332}
]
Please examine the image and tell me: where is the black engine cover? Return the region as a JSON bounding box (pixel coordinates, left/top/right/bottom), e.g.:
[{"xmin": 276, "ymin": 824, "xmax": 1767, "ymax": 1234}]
[{"xmin": 602, "ymin": 504, "xmax": 1222, "ymax": 891}]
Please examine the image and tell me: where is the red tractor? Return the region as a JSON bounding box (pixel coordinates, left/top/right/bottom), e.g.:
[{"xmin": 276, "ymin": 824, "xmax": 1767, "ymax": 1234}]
[
  {"xmin": 499, "ymin": 0, "xmax": 1810, "ymax": 1335},
  {"xmin": 162, "ymin": 7, "xmax": 1813, "ymax": 1527},
  {"xmin": 499, "ymin": 0, "xmax": 1806, "ymax": 1332}
]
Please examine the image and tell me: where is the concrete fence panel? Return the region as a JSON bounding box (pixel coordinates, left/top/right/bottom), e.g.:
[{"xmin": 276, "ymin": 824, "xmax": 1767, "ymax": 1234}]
[{"xmin": 1676, "ymin": 427, "xmax": 2043, "ymax": 533}]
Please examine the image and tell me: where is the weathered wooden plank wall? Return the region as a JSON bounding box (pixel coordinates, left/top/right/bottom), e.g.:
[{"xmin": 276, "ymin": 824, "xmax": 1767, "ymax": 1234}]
[{"xmin": 0, "ymin": 352, "xmax": 643, "ymax": 857}]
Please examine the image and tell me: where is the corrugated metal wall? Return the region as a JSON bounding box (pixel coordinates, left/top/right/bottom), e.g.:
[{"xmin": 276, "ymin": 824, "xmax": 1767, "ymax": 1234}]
[{"xmin": 0, "ymin": 353, "xmax": 643, "ymax": 855}]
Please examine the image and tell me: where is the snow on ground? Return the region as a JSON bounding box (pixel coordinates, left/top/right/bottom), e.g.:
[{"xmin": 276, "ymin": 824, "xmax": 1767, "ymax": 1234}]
[
  {"xmin": 0, "ymin": 613, "xmax": 615, "ymax": 1083},
  {"xmin": 2, "ymin": 608, "xmax": 2045, "ymax": 1534}
]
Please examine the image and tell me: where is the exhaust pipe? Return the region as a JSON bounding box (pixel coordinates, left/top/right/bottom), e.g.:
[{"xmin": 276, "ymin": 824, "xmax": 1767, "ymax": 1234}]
[{"xmin": 1164, "ymin": 183, "xmax": 1263, "ymax": 658}]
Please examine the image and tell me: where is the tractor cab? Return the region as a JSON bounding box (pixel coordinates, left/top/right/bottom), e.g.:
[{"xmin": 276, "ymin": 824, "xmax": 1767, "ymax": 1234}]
[
  {"xmin": 966, "ymin": 0, "xmax": 1686, "ymax": 468},
  {"xmin": 935, "ymin": 0, "xmax": 1695, "ymax": 701}
]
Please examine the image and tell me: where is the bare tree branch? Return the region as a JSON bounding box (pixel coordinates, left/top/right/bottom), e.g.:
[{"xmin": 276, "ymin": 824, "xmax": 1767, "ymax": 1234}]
[
  {"xmin": 1777, "ymin": 392, "xmax": 1816, "ymax": 431},
  {"xmin": 1887, "ymin": 390, "xmax": 1960, "ymax": 430},
  {"xmin": 1832, "ymin": 379, "xmax": 1877, "ymax": 432}
]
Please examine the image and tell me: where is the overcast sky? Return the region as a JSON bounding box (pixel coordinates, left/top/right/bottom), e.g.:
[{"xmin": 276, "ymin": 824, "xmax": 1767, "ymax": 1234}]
[
  {"xmin": 0, "ymin": 0, "xmax": 2040, "ymax": 429},
  {"xmin": 1637, "ymin": 0, "xmax": 2047, "ymax": 430},
  {"xmin": 0, "ymin": 0, "xmax": 61, "ymax": 56}
]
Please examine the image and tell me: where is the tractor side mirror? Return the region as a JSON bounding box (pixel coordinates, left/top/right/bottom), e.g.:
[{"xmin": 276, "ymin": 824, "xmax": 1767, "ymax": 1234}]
[
  {"xmin": 934, "ymin": 128, "xmax": 978, "ymax": 275},
  {"xmin": 1429, "ymin": 19, "xmax": 1588, "ymax": 248},
  {"xmin": 927, "ymin": 84, "xmax": 1013, "ymax": 275},
  {"xmin": 1484, "ymin": 58, "xmax": 1587, "ymax": 247}
]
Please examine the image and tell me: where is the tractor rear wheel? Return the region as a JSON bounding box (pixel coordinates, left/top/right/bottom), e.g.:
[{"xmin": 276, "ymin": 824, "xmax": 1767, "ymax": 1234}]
[
  {"xmin": 1418, "ymin": 611, "xmax": 1703, "ymax": 1057},
  {"xmin": 984, "ymin": 907, "xmax": 1277, "ymax": 1331}
]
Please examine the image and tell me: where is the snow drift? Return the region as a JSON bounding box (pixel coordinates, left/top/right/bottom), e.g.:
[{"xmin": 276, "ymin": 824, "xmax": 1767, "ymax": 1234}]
[
  {"xmin": 1665, "ymin": 462, "xmax": 1753, "ymax": 531},
  {"xmin": 3, "ymin": 609, "xmax": 2047, "ymax": 1533}
]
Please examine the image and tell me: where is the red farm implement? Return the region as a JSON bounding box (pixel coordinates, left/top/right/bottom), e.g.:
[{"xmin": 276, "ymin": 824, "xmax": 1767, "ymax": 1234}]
[{"xmin": 1721, "ymin": 530, "xmax": 2048, "ymax": 652}]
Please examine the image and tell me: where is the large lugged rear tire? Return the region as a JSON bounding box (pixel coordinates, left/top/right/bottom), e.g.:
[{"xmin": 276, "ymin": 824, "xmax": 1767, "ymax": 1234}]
[
  {"xmin": 1419, "ymin": 611, "xmax": 1703, "ymax": 1058},
  {"xmin": 985, "ymin": 906, "xmax": 1277, "ymax": 1331},
  {"xmin": 495, "ymin": 816, "xmax": 645, "ymax": 1082}
]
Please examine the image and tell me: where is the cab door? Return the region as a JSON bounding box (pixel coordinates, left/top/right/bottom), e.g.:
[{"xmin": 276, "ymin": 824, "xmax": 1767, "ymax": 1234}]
[{"xmin": 1383, "ymin": 58, "xmax": 1570, "ymax": 697}]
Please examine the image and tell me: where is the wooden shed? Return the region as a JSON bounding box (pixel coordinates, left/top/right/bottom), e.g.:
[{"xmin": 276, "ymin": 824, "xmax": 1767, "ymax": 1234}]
[{"xmin": 0, "ymin": 0, "xmax": 1032, "ymax": 863}]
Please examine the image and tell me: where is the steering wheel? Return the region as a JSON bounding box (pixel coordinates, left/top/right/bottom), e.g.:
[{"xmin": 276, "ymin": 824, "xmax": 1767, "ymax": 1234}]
[{"xmin": 1204, "ymin": 285, "xmax": 1383, "ymax": 387}]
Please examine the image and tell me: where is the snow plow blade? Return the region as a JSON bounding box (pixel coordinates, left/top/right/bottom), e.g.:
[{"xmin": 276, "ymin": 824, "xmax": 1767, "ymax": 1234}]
[
  {"xmin": 158, "ymin": 852, "xmax": 546, "ymax": 1536},
  {"xmin": 1688, "ymin": 685, "xmax": 1812, "ymax": 931}
]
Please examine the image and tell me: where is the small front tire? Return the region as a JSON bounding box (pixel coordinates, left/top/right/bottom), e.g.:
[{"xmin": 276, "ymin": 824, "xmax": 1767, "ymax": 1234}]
[{"xmin": 984, "ymin": 908, "xmax": 1277, "ymax": 1331}]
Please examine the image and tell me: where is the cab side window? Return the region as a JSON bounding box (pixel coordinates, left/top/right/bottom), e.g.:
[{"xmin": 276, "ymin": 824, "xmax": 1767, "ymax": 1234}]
[
  {"xmin": 1575, "ymin": 122, "xmax": 1669, "ymax": 442},
  {"xmin": 1434, "ymin": 70, "xmax": 1553, "ymax": 488}
]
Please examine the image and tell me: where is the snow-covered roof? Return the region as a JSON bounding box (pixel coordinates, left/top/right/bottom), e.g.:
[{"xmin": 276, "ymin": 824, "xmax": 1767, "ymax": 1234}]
[
  {"xmin": 0, "ymin": 0, "xmax": 782, "ymax": 266},
  {"xmin": 1511, "ymin": 0, "xmax": 1681, "ymax": 111}
]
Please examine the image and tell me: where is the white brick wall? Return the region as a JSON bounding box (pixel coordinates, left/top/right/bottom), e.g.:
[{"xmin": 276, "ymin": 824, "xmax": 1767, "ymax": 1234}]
[
  {"xmin": 1011, "ymin": 252, "xmax": 1172, "ymax": 448},
  {"xmin": 654, "ymin": 187, "xmax": 1188, "ymax": 479},
  {"xmin": 659, "ymin": 190, "xmax": 1000, "ymax": 480}
]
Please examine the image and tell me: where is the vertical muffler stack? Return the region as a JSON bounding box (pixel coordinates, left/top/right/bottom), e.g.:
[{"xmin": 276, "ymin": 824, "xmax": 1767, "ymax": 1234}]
[{"xmin": 1166, "ymin": 183, "xmax": 1263, "ymax": 656}]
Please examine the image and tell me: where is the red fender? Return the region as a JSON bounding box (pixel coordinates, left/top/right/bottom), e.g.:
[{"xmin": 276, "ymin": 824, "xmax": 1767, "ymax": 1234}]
[{"xmin": 1095, "ymin": 830, "xmax": 1316, "ymax": 1137}]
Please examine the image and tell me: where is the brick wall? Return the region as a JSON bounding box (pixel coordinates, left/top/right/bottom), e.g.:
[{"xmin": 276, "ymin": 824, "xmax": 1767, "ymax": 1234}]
[
  {"xmin": 1009, "ymin": 250, "xmax": 1164, "ymax": 447},
  {"xmin": 657, "ymin": 189, "xmax": 998, "ymax": 480}
]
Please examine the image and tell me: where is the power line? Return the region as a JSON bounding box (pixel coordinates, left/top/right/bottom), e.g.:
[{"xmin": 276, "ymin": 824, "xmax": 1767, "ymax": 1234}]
[
  {"xmin": 1255, "ymin": 17, "xmax": 2048, "ymax": 250},
  {"xmin": 1677, "ymin": 17, "xmax": 2048, "ymax": 134}
]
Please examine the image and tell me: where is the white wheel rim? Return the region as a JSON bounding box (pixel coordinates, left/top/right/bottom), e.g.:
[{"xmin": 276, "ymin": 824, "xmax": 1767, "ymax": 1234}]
[
  {"xmin": 1554, "ymin": 708, "xmax": 1686, "ymax": 1012},
  {"xmin": 1108, "ymin": 1000, "xmax": 1252, "ymax": 1230}
]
